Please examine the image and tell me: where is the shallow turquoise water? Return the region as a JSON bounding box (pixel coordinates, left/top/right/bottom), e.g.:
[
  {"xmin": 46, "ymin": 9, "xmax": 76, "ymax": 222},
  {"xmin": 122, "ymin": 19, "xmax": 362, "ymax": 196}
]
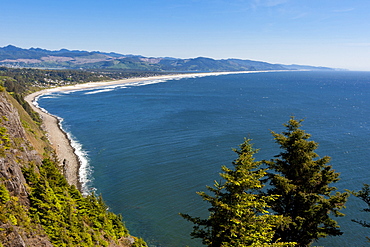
[{"xmin": 38, "ymin": 71, "xmax": 370, "ymax": 246}]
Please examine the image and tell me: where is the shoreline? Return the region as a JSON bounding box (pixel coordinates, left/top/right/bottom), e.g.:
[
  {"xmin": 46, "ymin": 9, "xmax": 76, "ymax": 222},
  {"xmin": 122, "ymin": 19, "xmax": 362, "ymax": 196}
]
[
  {"xmin": 24, "ymin": 70, "xmax": 279, "ymax": 192},
  {"xmin": 25, "ymin": 92, "xmax": 82, "ymax": 189}
]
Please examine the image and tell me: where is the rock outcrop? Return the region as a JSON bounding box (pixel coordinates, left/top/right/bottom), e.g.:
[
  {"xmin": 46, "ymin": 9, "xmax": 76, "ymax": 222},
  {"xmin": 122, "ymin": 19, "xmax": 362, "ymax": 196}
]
[{"xmin": 0, "ymin": 91, "xmax": 53, "ymax": 246}]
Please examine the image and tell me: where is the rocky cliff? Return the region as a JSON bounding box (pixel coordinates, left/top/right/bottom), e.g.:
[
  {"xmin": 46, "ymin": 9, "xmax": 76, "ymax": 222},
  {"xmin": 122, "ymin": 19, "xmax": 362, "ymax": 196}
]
[{"xmin": 0, "ymin": 90, "xmax": 53, "ymax": 246}]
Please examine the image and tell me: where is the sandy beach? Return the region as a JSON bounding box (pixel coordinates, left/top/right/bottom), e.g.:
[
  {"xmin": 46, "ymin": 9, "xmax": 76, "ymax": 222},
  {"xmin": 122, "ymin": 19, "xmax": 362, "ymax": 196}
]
[{"xmin": 24, "ymin": 70, "xmax": 268, "ymax": 191}]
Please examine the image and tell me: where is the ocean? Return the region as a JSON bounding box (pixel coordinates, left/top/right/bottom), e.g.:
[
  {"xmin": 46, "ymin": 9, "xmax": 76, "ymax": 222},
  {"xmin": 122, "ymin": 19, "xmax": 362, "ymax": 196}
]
[{"xmin": 37, "ymin": 71, "xmax": 370, "ymax": 246}]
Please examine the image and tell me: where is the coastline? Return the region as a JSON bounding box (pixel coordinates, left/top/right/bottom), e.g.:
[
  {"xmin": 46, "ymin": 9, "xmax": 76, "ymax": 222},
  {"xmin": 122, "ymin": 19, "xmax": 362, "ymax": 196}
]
[
  {"xmin": 24, "ymin": 70, "xmax": 276, "ymax": 192},
  {"xmin": 25, "ymin": 92, "xmax": 82, "ymax": 189}
]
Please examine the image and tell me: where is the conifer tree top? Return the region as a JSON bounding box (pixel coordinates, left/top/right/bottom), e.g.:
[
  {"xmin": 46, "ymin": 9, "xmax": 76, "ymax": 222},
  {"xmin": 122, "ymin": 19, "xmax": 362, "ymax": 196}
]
[{"xmin": 265, "ymin": 117, "xmax": 349, "ymax": 247}]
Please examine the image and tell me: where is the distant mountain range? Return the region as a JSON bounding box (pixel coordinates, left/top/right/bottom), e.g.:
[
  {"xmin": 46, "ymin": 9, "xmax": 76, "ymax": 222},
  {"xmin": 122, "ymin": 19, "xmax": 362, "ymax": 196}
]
[{"xmin": 0, "ymin": 45, "xmax": 334, "ymax": 72}]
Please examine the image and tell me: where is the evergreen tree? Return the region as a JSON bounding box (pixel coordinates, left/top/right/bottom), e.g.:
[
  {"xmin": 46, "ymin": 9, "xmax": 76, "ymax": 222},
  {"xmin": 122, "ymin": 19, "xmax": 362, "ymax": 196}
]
[
  {"xmin": 265, "ymin": 117, "xmax": 349, "ymax": 246},
  {"xmin": 181, "ymin": 139, "xmax": 296, "ymax": 247},
  {"xmin": 351, "ymin": 184, "xmax": 370, "ymax": 242}
]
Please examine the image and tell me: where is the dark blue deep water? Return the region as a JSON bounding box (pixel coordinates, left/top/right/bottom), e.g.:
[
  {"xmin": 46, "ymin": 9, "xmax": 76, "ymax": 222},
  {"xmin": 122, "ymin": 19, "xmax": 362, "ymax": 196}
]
[{"xmin": 38, "ymin": 71, "xmax": 370, "ymax": 246}]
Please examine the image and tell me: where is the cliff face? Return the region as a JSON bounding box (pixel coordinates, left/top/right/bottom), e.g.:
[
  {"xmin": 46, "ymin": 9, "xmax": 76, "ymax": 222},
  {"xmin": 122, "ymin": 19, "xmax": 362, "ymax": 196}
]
[
  {"xmin": 0, "ymin": 91, "xmax": 53, "ymax": 246},
  {"xmin": 0, "ymin": 92, "xmax": 43, "ymax": 198}
]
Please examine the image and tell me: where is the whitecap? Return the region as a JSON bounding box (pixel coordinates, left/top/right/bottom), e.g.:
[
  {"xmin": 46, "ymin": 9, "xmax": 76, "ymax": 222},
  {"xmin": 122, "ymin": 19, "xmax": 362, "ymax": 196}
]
[
  {"xmin": 42, "ymin": 96, "xmax": 59, "ymax": 99},
  {"xmin": 84, "ymin": 88, "xmax": 115, "ymax": 95},
  {"xmin": 125, "ymin": 79, "xmax": 167, "ymax": 87},
  {"xmin": 56, "ymin": 116, "xmax": 94, "ymax": 195},
  {"xmin": 32, "ymin": 95, "xmax": 50, "ymax": 114}
]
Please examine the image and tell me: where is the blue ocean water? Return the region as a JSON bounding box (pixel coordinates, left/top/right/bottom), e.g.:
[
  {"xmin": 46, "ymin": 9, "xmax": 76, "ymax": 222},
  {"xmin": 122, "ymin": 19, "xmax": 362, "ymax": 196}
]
[{"xmin": 38, "ymin": 71, "xmax": 370, "ymax": 246}]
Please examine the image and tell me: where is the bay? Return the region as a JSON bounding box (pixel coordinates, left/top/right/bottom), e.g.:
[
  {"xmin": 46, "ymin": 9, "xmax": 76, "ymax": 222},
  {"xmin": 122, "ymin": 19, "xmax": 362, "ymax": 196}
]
[{"xmin": 38, "ymin": 71, "xmax": 370, "ymax": 246}]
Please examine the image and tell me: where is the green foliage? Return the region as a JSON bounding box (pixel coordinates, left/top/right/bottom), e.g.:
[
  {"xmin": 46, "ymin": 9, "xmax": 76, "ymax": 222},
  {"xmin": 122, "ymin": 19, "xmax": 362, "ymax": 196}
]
[
  {"xmin": 0, "ymin": 182, "xmax": 43, "ymax": 240},
  {"xmin": 0, "ymin": 124, "xmax": 11, "ymax": 157},
  {"xmin": 0, "ymin": 67, "xmax": 175, "ymax": 95},
  {"xmin": 13, "ymin": 93, "xmax": 42, "ymax": 125},
  {"xmin": 131, "ymin": 237, "xmax": 148, "ymax": 247},
  {"xmin": 21, "ymin": 119, "xmax": 35, "ymax": 134},
  {"xmin": 22, "ymin": 159, "xmax": 140, "ymax": 246},
  {"xmin": 0, "ymin": 184, "xmax": 10, "ymax": 204},
  {"xmin": 351, "ymin": 184, "xmax": 370, "ymax": 242},
  {"xmin": 181, "ymin": 139, "xmax": 296, "ymax": 247},
  {"xmin": 265, "ymin": 117, "xmax": 349, "ymax": 247},
  {"xmin": 0, "ymin": 67, "xmax": 108, "ymax": 93}
]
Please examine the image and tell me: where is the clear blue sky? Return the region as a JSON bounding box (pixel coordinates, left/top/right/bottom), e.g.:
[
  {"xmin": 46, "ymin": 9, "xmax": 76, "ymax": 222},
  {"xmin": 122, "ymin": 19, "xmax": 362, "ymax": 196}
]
[{"xmin": 1, "ymin": 0, "xmax": 370, "ymax": 70}]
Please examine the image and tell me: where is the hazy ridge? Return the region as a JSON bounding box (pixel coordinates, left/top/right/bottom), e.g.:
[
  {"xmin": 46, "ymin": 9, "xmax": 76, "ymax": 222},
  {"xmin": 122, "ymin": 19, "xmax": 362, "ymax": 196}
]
[{"xmin": 0, "ymin": 45, "xmax": 334, "ymax": 72}]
